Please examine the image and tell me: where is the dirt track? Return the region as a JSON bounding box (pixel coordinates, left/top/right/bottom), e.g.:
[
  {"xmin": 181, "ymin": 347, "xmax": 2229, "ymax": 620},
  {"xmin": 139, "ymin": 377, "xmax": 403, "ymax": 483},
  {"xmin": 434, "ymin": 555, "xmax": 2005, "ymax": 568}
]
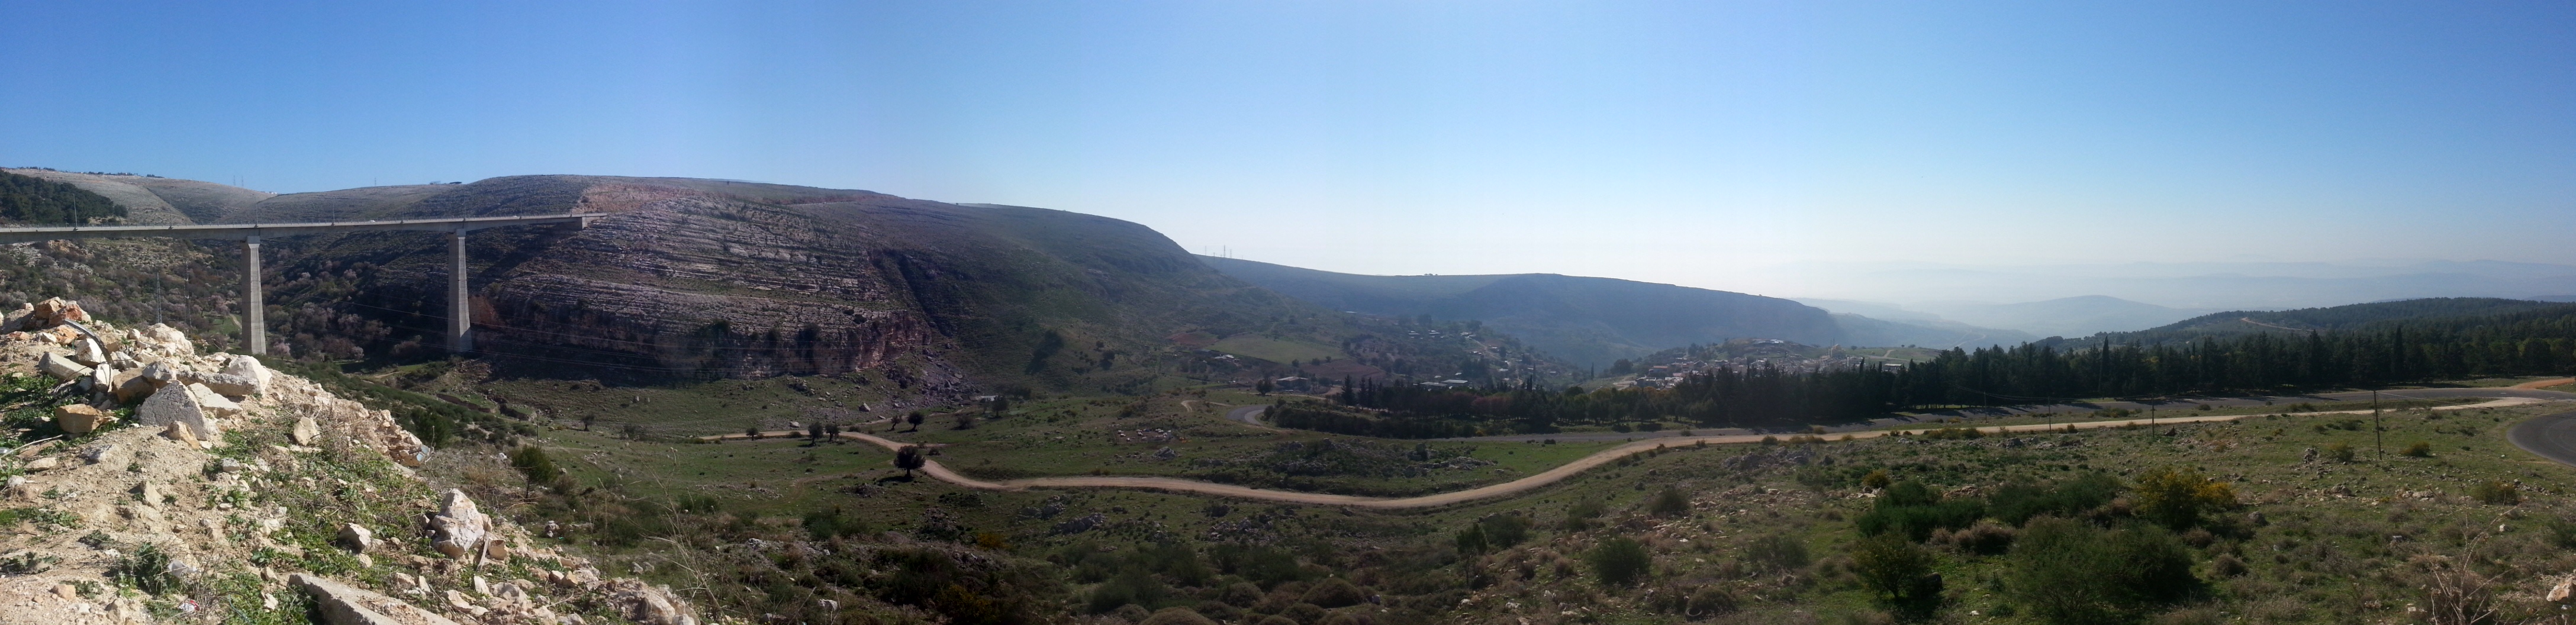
[{"xmin": 693, "ymin": 395, "xmax": 2562, "ymax": 509}]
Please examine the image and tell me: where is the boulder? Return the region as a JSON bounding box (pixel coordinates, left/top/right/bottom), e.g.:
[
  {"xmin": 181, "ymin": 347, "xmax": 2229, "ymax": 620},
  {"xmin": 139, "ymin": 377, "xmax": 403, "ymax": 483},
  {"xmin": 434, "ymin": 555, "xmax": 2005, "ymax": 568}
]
[
  {"xmin": 85, "ymin": 364, "xmax": 115, "ymax": 393},
  {"xmin": 185, "ymin": 383, "xmax": 244, "ymax": 420},
  {"xmin": 221, "ymin": 355, "xmax": 270, "ymax": 392},
  {"xmin": 182, "ymin": 372, "xmax": 260, "ymax": 397},
  {"xmin": 292, "ymin": 417, "xmax": 322, "ymax": 445},
  {"xmin": 25, "ymin": 457, "xmax": 59, "ymax": 471},
  {"xmin": 292, "ymin": 574, "xmax": 465, "ymax": 625},
  {"xmin": 82, "ymin": 443, "xmax": 130, "ymax": 466},
  {"xmin": 340, "ymin": 523, "xmax": 376, "ymax": 553},
  {"xmin": 431, "ymin": 489, "xmax": 492, "ymax": 559},
  {"xmin": 40, "ymin": 325, "xmax": 78, "ymax": 344},
  {"xmin": 136, "ymin": 382, "xmax": 221, "ymax": 442},
  {"xmin": 37, "ymin": 352, "xmax": 91, "ymax": 381},
  {"xmin": 608, "ymin": 578, "xmax": 700, "ymax": 625},
  {"xmin": 109, "ymin": 368, "xmax": 155, "ymax": 404},
  {"xmin": 73, "ymin": 338, "xmax": 107, "ymax": 367},
  {"xmin": 0, "ymin": 303, "xmax": 28, "ymax": 331},
  {"xmin": 28, "ymin": 298, "xmax": 86, "ymax": 327},
  {"xmin": 139, "ymin": 324, "xmax": 194, "ymax": 357},
  {"xmin": 138, "ymin": 361, "xmax": 178, "ymax": 388},
  {"xmin": 53, "ymin": 404, "xmax": 112, "ymax": 434}
]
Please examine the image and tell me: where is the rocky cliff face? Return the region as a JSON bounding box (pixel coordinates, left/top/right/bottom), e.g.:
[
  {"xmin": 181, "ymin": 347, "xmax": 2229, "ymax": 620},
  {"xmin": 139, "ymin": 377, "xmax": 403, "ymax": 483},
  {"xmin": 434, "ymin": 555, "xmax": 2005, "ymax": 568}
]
[
  {"xmin": 0, "ymin": 297, "xmax": 698, "ymax": 624},
  {"xmin": 206, "ymin": 175, "xmax": 1308, "ymax": 392}
]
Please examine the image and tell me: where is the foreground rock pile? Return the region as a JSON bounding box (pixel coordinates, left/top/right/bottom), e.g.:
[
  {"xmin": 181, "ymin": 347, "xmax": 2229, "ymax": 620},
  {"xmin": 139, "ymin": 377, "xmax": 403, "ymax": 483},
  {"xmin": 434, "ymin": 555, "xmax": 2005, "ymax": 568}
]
[{"xmin": 0, "ymin": 297, "xmax": 699, "ymax": 624}]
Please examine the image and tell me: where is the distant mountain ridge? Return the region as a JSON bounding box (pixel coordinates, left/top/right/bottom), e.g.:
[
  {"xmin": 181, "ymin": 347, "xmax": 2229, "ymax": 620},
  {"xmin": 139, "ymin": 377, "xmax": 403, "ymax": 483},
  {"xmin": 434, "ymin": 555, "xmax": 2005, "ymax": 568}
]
[
  {"xmin": 2053, "ymin": 297, "xmax": 2576, "ymax": 347},
  {"xmin": 1199, "ymin": 256, "xmax": 2022, "ymax": 365}
]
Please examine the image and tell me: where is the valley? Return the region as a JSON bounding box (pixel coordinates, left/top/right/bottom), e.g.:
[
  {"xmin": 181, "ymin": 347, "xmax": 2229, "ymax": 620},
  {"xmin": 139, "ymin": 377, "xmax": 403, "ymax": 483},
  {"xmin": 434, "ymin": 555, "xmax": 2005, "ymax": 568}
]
[{"xmin": 7, "ymin": 169, "xmax": 2576, "ymax": 625}]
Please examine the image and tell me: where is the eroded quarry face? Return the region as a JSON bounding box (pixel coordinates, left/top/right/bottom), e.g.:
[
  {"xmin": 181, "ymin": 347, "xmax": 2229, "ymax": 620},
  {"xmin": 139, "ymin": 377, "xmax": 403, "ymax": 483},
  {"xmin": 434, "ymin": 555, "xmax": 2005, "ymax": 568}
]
[{"xmin": 0, "ymin": 295, "xmax": 700, "ymax": 624}]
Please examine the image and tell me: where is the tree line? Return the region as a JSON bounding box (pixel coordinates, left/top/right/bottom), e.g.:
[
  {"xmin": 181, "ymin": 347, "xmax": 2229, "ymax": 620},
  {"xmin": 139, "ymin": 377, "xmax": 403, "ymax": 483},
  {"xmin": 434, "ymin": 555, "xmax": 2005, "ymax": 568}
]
[
  {"xmin": 0, "ymin": 170, "xmax": 125, "ymax": 224},
  {"xmin": 1308, "ymin": 307, "xmax": 2576, "ymax": 433}
]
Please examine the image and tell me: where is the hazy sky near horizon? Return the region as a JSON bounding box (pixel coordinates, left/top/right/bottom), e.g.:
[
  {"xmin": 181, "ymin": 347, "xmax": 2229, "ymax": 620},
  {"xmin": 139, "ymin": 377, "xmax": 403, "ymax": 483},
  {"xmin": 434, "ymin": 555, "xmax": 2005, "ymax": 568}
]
[{"xmin": 5, "ymin": 1, "xmax": 2572, "ymax": 297}]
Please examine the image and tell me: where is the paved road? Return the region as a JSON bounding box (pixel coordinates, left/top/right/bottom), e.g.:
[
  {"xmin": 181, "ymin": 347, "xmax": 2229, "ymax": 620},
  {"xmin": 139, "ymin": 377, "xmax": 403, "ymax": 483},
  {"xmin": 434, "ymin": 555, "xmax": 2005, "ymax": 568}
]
[
  {"xmin": 1226, "ymin": 404, "xmax": 1268, "ymax": 427},
  {"xmin": 698, "ymin": 392, "xmax": 2568, "ymax": 508}
]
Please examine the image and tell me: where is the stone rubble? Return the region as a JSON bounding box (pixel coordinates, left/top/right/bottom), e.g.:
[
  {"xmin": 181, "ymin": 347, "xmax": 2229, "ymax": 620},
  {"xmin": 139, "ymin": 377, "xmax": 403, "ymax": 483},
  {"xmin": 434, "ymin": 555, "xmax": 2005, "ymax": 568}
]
[{"xmin": 0, "ymin": 295, "xmax": 702, "ymax": 625}]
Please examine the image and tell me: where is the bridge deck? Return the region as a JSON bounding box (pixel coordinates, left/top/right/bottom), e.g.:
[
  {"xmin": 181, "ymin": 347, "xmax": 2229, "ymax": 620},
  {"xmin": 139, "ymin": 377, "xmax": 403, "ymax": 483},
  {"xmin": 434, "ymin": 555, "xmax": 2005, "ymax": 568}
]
[{"xmin": 0, "ymin": 213, "xmax": 607, "ymax": 244}]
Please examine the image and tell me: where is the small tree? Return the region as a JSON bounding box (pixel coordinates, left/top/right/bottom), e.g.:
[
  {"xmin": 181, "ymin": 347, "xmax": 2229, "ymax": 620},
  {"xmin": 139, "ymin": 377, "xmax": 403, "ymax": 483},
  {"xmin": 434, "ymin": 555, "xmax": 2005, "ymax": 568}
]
[
  {"xmin": 1589, "ymin": 537, "xmax": 1652, "ymax": 587},
  {"xmin": 808, "ymin": 422, "xmax": 825, "ymax": 440},
  {"xmin": 954, "ymin": 413, "xmax": 978, "ymax": 430},
  {"xmin": 824, "ymin": 423, "xmax": 842, "ymax": 440},
  {"xmin": 1850, "ymin": 534, "xmax": 1943, "ymax": 620},
  {"xmin": 1255, "ymin": 378, "xmax": 1274, "ymax": 395},
  {"xmin": 745, "ymin": 426, "xmax": 761, "ymax": 439},
  {"xmin": 894, "ymin": 445, "xmax": 926, "ymax": 478},
  {"xmin": 906, "ymin": 412, "xmax": 925, "ymax": 431}
]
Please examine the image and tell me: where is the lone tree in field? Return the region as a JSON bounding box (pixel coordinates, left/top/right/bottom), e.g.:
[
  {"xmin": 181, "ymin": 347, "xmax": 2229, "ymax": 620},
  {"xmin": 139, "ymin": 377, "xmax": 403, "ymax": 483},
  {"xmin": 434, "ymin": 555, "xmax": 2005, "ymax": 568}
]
[
  {"xmin": 906, "ymin": 411, "xmax": 925, "ymax": 431},
  {"xmin": 894, "ymin": 445, "xmax": 926, "ymax": 478},
  {"xmin": 1255, "ymin": 378, "xmax": 1274, "ymax": 395},
  {"xmin": 808, "ymin": 422, "xmax": 825, "ymax": 440},
  {"xmin": 824, "ymin": 423, "xmax": 841, "ymax": 440}
]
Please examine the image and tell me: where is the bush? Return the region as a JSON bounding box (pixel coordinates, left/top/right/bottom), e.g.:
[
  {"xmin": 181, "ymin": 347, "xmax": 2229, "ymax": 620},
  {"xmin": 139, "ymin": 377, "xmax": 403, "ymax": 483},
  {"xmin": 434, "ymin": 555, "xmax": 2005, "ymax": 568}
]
[
  {"xmin": 2005, "ymin": 518, "xmax": 2200, "ymax": 624},
  {"xmin": 2131, "ymin": 467, "xmax": 2235, "ymax": 529},
  {"xmin": 1946, "ymin": 521, "xmax": 2018, "ymax": 556},
  {"xmin": 1562, "ymin": 500, "xmax": 1606, "ymax": 531},
  {"xmin": 2324, "ymin": 442, "xmax": 2356, "ymax": 463},
  {"xmin": 507, "ymin": 446, "xmax": 559, "ymax": 486},
  {"xmin": 1221, "ymin": 582, "xmax": 1265, "ymax": 607},
  {"xmin": 1648, "ymin": 487, "xmax": 1692, "ymax": 517},
  {"xmin": 1988, "ymin": 473, "xmax": 2122, "ymax": 526},
  {"xmin": 1850, "ymin": 534, "xmax": 1943, "ymax": 620},
  {"xmin": 1140, "ymin": 607, "xmax": 1218, "ymax": 625},
  {"xmin": 1857, "ymin": 481, "xmax": 1986, "ymax": 542},
  {"xmin": 2402, "ymin": 441, "xmax": 2433, "ymax": 458},
  {"xmin": 108, "ymin": 543, "xmax": 176, "ymax": 595},
  {"xmin": 1862, "ymin": 469, "xmax": 1894, "ymax": 490},
  {"xmin": 2470, "ymin": 481, "xmax": 2522, "ymax": 505},
  {"xmin": 1087, "ymin": 569, "xmax": 1167, "ymax": 613},
  {"xmin": 1686, "ymin": 585, "xmax": 1738, "ymax": 616},
  {"xmin": 1302, "ymin": 578, "xmax": 1365, "ymax": 608},
  {"xmin": 1744, "ymin": 533, "xmax": 1811, "ymax": 571},
  {"xmin": 1589, "ymin": 537, "xmax": 1653, "ymax": 586}
]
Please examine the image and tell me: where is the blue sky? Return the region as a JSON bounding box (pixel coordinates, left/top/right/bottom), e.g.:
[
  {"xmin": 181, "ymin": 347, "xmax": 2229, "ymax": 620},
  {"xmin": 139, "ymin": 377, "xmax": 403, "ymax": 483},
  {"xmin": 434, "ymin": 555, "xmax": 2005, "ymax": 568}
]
[{"xmin": 4, "ymin": 1, "xmax": 2570, "ymax": 296}]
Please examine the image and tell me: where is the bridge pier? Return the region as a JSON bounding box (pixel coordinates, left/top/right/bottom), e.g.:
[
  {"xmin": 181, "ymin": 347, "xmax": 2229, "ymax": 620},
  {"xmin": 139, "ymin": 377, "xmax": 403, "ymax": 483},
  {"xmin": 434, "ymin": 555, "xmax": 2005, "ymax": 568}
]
[
  {"xmin": 244, "ymin": 236, "xmax": 263, "ymax": 355},
  {"xmin": 450, "ymin": 230, "xmax": 471, "ymax": 353}
]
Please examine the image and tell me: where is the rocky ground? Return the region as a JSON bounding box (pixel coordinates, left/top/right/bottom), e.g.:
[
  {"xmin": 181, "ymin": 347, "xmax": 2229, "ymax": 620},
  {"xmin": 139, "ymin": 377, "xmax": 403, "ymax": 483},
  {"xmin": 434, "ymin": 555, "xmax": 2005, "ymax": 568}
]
[{"xmin": 0, "ymin": 298, "xmax": 699, "ymax": 624}]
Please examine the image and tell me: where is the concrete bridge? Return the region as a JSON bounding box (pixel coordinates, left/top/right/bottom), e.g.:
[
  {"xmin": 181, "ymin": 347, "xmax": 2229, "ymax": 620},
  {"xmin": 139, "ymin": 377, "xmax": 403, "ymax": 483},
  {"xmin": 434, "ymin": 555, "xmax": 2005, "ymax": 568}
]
[{"xmin": 0, "ymin": 214, "xmax": 606, "ymax": 354}]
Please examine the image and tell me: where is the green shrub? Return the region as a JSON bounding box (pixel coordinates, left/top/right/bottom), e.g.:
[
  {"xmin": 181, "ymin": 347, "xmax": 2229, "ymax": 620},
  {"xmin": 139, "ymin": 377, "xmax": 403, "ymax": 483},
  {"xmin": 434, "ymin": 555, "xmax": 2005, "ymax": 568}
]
[
  {"xmin": 1862, "ymin": 469, "xmax": 1894, "ymax": 490},
  {"xmin": 1744, "ymin": 533, "xmax": 1810, "ymax": 571},
  {"xmin": 1139, "ymin": 607, "xmax": 1217, "ymax": 625},
  {"xmin": 1850, "ymin": 534, "xmax": 1943, "ymax": 620},
  {"xmin": 2470, "ymin": 481, "xmax": 2521, "ymax": 505},
  {"xmin": 2402, "ymin": 442, "xmax": 2433, "ymax": 458},
  {"xmin": 1648, "ymin": 487, "xmax": 1692, "ymax": 517},
  {"xmin": 1589, "ymin": 537, "xmax": 1653, "ymax": 586},
  {"xmin": 1087, "ymin": 569, "xmax": 1167, "ymax": 614},
  {"xmin": 1988, "ymin": 473, "xmax": 2123, "ymax": 526},
  {"xmin": 2324, "ymin": 442, "xmax": 2356, "ymax": 463},
  {"xmin": 109, "ymin": 543, "xmax": 176, "ymax": 595},
  {"xmin": 1302, "ymin": 578, "xmax": 1365, "ymax": 608},
  {"xmin": 1562, "ymin": 500, "xmax": 1606, "ymax": 531},
  {"xmin": 2005, "ymin": 518, "xmax": 2200, "ymax": 624},
  {"xmin": 1858, "ymin": 481, "xmax": 1986, "ymax": 541}
]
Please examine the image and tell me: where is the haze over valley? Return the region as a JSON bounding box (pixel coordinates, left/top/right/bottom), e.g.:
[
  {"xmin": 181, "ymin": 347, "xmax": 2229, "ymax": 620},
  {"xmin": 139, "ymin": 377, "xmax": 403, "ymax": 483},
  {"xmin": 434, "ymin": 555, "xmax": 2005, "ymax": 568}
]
[{"xmin": 6, "ymin": 2, "xmax": 2576, "ymax": 625}]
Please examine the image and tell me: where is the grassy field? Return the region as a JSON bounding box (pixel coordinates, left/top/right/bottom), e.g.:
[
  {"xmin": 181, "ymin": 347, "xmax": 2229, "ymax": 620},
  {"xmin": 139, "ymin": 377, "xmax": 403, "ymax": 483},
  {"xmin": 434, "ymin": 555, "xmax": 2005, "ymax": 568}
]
[
  {"xmin": 1210, "ymin": 335, "xmax": 1347, "ymax": 365},
  {"xmin": 1873, "ymin": 397, "xmax": 2497, "ymax": 433},
  {"xmin": 469, "ymin": 372, "xmax": 2576, "ymax": 625}
]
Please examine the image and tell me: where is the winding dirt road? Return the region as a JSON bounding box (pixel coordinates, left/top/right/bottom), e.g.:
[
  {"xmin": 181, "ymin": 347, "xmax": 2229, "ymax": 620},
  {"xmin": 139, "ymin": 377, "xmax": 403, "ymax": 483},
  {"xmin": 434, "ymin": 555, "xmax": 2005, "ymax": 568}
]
[{"xmin": 694, "ymin": 393, "xmax": 2568, "ymax": 509}]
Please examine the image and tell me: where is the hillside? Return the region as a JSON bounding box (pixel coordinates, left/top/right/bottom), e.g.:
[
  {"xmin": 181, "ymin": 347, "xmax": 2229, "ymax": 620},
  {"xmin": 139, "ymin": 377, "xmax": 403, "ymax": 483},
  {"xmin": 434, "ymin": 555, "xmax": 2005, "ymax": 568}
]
[
  {"xmin": 0, "ymin": 172, "xmax": 1556, "ymax": 399},
  {"xmin": 2062, "ymin": 297, "xmax": 2576, "ymax": 346},
  {"xmin": 1200, "ymin": 256, "xmax": 2021, "ymax": 364}
]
